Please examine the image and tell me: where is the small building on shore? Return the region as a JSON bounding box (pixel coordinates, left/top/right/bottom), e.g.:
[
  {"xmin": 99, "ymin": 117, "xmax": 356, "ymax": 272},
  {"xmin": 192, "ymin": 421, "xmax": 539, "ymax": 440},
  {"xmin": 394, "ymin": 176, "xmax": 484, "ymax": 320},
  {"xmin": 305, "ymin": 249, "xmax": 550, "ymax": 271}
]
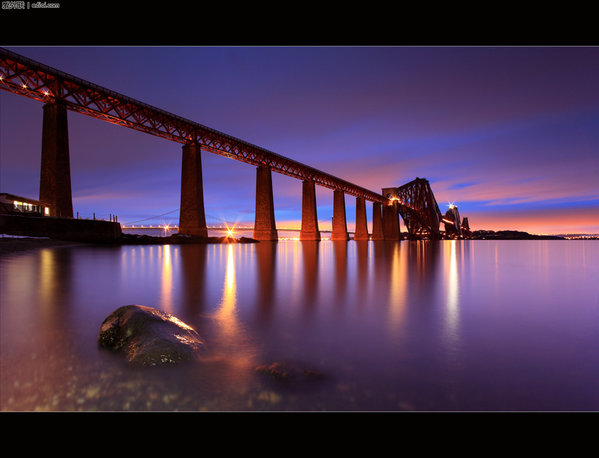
[{"xmin": 0, "ymin": 193, "xmax": 50, "ymax": 217}]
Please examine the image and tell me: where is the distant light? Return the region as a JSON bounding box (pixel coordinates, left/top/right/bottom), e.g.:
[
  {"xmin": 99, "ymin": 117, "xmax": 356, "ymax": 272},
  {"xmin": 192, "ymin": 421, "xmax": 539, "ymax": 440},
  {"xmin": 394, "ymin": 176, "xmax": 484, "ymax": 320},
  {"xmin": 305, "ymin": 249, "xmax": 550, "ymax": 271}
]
[
  {"xmin": 43, "ymin": 90, "xmax": 49, "ymax": 96},
  {"xmin": 227, "ymin": 228, "xmax": 234, "ymax": 237},
  {"xmin": 22, "ymin": 83, "xmax": 27, "ymax": 89}
]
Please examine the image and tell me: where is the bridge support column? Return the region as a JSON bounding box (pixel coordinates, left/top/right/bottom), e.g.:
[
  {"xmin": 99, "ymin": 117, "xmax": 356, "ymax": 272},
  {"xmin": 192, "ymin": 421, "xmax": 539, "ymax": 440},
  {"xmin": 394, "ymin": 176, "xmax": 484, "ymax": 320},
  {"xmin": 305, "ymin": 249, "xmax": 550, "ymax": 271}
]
[
  {"xmin": 253, "ymin": 165, "xmax": 278, "ymax": 241},
  {"xmin": 353, "ymin": 196, "xmax": 369, "ymax": 241},
  {"xmin": 178, "ymin": 142, "xmax": 208, "ymax": 237},
  {"xmin": 383, "ymin": 201, "xmax": 400, "ymax": 240},
  {"xmin": 300, "ymin": 180, "xmax": 320, "ymax": 241},
  {"xmin": 40, "ymin": 100, "xmax": 73, "ymax": 218},
  {"xmin": 331, "ymin": 190, "xmax": 349, "ymax": 241},
  {"xmin": 371, "ymin": 202, "xmax": 384, "ymax": 240}
]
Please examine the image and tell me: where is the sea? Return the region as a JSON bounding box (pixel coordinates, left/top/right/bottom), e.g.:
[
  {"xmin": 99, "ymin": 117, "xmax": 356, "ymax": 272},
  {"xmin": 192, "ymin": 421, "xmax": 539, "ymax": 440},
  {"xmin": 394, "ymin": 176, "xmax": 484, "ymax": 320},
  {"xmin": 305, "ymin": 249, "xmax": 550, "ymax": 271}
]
[{"xmin": 1, "ymin": 229, "xmax": 598, "ymax": 411}]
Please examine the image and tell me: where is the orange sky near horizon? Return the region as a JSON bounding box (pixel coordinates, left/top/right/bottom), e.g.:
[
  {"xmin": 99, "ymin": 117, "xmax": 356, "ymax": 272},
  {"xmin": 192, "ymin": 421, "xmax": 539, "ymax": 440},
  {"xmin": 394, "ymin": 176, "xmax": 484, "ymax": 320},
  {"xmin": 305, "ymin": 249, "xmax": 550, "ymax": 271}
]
[
  {"xmin": 271, "ymin": 204, "xmax": 599, "ymax": 236},
  {"xmin": 465, "ymin": 206, "xmax": 599, "ymax": 235}
]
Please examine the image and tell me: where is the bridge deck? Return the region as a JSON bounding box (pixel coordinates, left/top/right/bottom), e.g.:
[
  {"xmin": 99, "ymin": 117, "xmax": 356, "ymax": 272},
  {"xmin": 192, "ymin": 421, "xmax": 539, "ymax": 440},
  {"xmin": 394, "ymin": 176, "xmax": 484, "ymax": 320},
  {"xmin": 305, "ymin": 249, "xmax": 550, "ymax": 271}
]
[{"xmin": 0, "ymin": 47, "xmax": 384, "ymax": 203}]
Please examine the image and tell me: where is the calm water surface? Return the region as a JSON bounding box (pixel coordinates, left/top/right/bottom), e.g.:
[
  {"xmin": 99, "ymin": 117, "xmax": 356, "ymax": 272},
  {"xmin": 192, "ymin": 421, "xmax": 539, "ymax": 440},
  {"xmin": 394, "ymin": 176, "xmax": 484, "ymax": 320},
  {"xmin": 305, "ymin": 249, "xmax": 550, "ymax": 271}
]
[{"xmin": 1, "ymin": 237, "xmax": 598, "ymax": 411}]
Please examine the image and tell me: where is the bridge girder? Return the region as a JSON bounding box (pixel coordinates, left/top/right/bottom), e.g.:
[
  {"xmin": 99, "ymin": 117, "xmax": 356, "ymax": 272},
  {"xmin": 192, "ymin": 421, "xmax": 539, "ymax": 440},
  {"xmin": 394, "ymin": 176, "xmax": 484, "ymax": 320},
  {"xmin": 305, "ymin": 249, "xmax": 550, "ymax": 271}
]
[
  {"xmin": 0, "ymin": 47, "xmax": 383, "ymax": 203},
  {"xmin": 1, "ymin": 48, "xmax": 465, "ymax": 235},
  {"xmin": 383, "ymin": 178, "xmax": 442, "ymax": 239}
]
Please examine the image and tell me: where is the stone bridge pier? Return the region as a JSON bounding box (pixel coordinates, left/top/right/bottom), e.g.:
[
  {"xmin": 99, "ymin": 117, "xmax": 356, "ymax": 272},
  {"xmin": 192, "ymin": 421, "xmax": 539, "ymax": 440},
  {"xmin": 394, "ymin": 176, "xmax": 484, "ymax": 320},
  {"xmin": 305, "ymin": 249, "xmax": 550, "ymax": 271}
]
[
  {"xmin": 353, "ymin": 196, "xmax": 369, "ymax": 241},
  {"xmin": 178, "ymin": 141, "xmax": 208, "ymax": 237},
  {"xmin": 300, "ymin": 179, "xmax": 321, "ymax": 241},
  {"xmin": 253, "ymin": 165, "xmax": 278, "ymax": 241},
  {"xmin": 40, "ymin": 100, "xmax": 73, "ymax": 218},
  {"xmin": 371, "ymin": 202, "xmax": 384, "ymax": 240},
  {"xmin": 4, "ymin": 49, "xmax": 444, "ymax": 244},
  {"xmin": 331, "ymin": 190, "xmax": 349, "ymax": 241},
  {"xmin": 34, "ymin": 101, "xmax": 400, "ymax": 243},
  {"xmin": 382, "ymin": 200, "xmax": 401, "ymax": 240}
]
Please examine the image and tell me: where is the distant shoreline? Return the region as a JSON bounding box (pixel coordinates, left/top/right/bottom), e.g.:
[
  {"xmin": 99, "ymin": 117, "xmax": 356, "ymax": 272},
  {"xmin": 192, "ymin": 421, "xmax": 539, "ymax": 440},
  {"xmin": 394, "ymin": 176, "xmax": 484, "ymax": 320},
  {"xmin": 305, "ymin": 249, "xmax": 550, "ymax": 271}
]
[
  {"xmin": 1, "ymin": 230, "xmax": 596, "ymax": 257},
  {"xmin": 123, "ymin": 226, "xmax": 597, "ymax": 240},
  {"xmin": 470, "ymin": 230, "xmax": 565, "ymax": 240}
]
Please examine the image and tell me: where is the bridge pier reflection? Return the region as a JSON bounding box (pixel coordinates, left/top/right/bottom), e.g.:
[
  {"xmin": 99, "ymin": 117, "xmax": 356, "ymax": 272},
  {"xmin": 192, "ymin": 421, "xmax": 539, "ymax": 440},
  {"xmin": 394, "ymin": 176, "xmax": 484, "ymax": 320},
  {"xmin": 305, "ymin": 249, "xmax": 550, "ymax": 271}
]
[
  {"xmin": 254, "ymin": 241, "xmax": 277, "ymax": 322},
  {"xmin": 302, "ymin": 241, "xmax": 319, "ymax": 310}
]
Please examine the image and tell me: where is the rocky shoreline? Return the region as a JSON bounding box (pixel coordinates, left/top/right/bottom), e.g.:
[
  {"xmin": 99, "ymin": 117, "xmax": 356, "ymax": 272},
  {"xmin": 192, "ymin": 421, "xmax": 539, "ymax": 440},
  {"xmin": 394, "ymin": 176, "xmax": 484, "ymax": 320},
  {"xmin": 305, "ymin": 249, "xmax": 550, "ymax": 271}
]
[
  {"xmin": 117, "ymin": 232, "xmax": 258, "ymax": 245},
  {"xmin": 0, "ymin": 228, "xmax": 580, "ymax": 256},
  {"xmin": 0, "ymin": 233, "xmax": 257, "ymax": 256}
]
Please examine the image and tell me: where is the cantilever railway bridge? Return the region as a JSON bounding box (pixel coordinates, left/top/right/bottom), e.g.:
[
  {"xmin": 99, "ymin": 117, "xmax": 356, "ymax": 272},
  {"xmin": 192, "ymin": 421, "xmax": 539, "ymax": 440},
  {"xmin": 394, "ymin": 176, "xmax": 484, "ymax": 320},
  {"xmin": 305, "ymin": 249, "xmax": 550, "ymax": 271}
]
[{"xmin": 0, "ymin": 47, "xmax": 469, "ymax": 240}]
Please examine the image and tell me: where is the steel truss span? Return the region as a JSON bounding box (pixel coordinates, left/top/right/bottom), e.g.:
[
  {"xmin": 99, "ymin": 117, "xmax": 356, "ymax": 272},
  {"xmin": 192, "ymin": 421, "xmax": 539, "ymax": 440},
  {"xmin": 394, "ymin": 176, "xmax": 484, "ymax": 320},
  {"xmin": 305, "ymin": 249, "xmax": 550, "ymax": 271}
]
[
  {"xmin": 383, "ymin": 178, "xmax": 443, "ymax": 239},
  {"xmin": 0, "ymin": 47, "xmax": 384, "ymax": 203}
]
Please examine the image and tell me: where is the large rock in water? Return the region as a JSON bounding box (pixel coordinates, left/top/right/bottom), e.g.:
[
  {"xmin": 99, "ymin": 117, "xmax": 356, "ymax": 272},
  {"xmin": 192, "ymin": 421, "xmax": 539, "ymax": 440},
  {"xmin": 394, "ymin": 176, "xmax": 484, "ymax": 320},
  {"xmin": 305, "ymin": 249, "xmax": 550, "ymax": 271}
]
[{"xmin": 98, "ymin": 305, "xmax": 204, "ymax": 366}]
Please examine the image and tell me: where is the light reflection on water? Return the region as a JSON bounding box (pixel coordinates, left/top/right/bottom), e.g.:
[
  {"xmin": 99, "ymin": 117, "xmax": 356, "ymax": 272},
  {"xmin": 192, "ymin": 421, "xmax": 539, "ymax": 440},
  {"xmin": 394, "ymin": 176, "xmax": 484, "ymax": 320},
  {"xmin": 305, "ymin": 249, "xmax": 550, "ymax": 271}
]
[{"xmin": 1, "ymin": 239, "xmax": 598, "ymax": 411}]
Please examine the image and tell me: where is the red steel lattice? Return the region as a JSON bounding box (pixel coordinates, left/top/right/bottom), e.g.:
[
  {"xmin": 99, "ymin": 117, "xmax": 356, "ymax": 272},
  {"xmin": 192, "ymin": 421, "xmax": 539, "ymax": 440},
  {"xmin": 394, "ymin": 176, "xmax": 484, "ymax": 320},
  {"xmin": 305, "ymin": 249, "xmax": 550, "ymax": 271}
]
[
  {"xmin": 384, "ymin": 178, "xmax": 443, "ymax": 238},
  {"xmin": 0, "ymin": 47, "xmax": 385, "ymax": 203}
]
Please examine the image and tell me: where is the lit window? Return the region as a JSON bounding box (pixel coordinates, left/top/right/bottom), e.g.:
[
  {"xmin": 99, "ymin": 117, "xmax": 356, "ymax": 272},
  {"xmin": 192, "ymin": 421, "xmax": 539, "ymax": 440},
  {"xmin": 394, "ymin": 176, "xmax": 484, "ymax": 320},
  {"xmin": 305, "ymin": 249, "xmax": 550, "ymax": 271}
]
[{"xmin": 44, "ymin": 207, "xmax": 50, "ymax": 216}]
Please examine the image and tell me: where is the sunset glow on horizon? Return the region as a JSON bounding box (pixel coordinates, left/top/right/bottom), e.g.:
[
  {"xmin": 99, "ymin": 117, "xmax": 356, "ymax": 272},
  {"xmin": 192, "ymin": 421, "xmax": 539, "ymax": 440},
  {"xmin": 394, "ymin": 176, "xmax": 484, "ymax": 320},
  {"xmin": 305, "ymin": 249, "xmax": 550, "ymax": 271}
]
[{"xmin": 1, "ymin": 46, "xmax": 597, "ymax": 235}]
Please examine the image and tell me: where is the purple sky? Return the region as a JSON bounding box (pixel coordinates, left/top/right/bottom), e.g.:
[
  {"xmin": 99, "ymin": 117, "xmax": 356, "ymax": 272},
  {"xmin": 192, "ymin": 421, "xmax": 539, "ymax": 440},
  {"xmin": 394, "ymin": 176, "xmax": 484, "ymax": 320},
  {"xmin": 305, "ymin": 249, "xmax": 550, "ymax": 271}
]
[{"xmin": 1, "ymin": 46, "xmax": 598, "ymax": 234}]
